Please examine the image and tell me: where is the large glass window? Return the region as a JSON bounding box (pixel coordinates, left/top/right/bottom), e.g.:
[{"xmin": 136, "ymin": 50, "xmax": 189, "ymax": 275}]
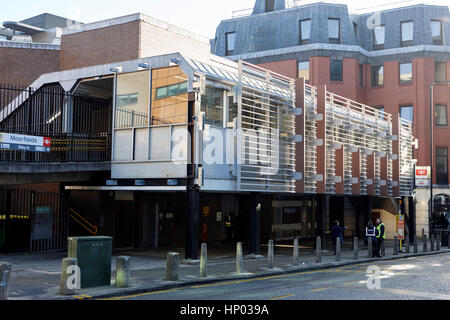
[
  {"xmin": 373, "ymin": 25, "xmax": 385, "ymax": 50},
  {"xmin": 298, "ymin": 60, "xmax": 310, "ymax": 81},
  {"xmin": 226, "ymin": 32, "xmax": 236, "ymax": 56},
  {"xmin": 401, "ymin": 21, "xmax": 414, "ymax": 46},
  {"xmin": 431, "ymin": 20, "xmax": 442, "ymax": 45},
  {"xmin": 151, "ymin": 66, "xmax": 189, "ymax": 125},
  {"xmin": 328, "ymin": 18, "xmax": 340, "ymax": 44},
  {"xmin": 400, "ymin": 105, "xmax": 413, "ymax": 123},
  {"xmin": 299, "ymin": 19, "xmax": 311, "ymax": 45},
  {"xmin": 435, "ymin": 61, "xmax": 447, "ymax": 83},
  {"xmin": 330, "ymin": 59, "xmax": 343, "ymax": 82},
  {"xmin": 436, "ymin": 147, "xmax": 448, "ymax": 185},
  {"xmin": 371, "ymin": 65, "xmax": 384, "ymax": 87},
  {"xmin": 228, "ymin": 96, "xmax": 238, "ymax": 124},
  {"xmin": 399, "ymin": 62, "xmax": 413, "ymax": 84},
  {"xmin": 436, "ymin": 104, "xmax": 448, "ymax": 127},
  {"xmin": 115, "ymin": 70, "xmax": 150, "ymax": 128},
  {"xmin": 201, "ymin": 87, "xmax": 224, "ymax": 126}
]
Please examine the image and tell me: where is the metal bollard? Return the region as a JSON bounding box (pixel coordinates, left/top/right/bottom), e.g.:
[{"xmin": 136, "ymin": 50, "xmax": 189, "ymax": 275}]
[
  {"xmin": 293, "ymin": 238, "xmax": 300, "ymax": 266},
  {"xmin": 437, "ymin": 233, "xmax": 441, "ymax": 251},
  {"xmin": 165, "ymin": 252, "xmax": 180, "ymax": 281},
  {"xmin": 423, "ymin": 235, "xmax": 428, "ymax": 252},
  {"xmin": 414, "ymin": 235, "xmax": 418, "ymax": 253},
  {"xmin": 59, "ymin": 258, "xmax": 79, "ymax": 295},
  {"xmin": 200, "ymin": 243, "xmax": 208, "ymax": 277},
  {"xmin": 316, "ymin": 237, "xmax": 322, "ymax": 263},
  {"xmin": 267, "ymin": 240, "xmax": 274, "ymax": 269},
  {"xmin": 353, "ymin": 237, "xmax": 358, "ymax": 260},
  {"xmin": 393, "ymin": 236, "xmax": 398, "ymax": 255},
  {"xmin": 236, "ymin": 242, "xmax": 244, "ymax": 274},
  {"xmin": 116, "ymin": 256, "xmax": 130, "ymax": 288},
  {"xmin": 336, "ymin": 239, "xmax": 341, "ymax": 262},
  {"xmin": 0, "ymin": 262, "xmax": 12, "ymax": 300},
  {"xmin": 367, "ymin": 239, "xmax": 373, "ymax": 258}
]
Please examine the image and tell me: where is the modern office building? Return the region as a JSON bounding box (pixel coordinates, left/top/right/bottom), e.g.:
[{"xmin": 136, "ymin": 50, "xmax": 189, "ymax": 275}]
[
  {"xmin": 212, "ymin": 0, "xmax": 450, "ymax": 237},
  {"xmin": 0, "ymin": 10, "xmax": 415, "ymax": 257}
]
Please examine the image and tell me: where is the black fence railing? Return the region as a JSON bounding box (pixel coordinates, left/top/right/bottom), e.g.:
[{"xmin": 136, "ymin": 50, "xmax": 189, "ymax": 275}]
[{"xmin": 0, "ymin": 132, "xmax": 111, "ymax": 163}]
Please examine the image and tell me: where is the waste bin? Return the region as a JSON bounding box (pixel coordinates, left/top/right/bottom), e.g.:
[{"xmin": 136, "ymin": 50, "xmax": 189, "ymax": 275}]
[{"xmin": 68, "ymin": 236, "xmax": 113, "ymax": 289}]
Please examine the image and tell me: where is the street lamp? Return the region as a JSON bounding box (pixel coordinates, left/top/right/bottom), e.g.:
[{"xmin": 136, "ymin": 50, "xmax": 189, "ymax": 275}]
[{"xmin": 429, "ymin": 80, "xmax": 450, "ymax": 235}]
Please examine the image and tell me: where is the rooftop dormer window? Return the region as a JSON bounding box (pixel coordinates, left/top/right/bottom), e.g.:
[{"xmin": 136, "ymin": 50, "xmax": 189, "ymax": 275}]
[
  {"xmin": 265, "ymin": 0, "xmax": 274, "ymax": 12},
  {"xmin": 401, "ymin": 21, "xmax": 414, "ymax": 47},
  {"xmin": 431, "ymin": 20, "xmax": 443, "ymax": 45},
  {"xmin": 328, "ymin": 18, "xmax": 340, "ymax": 44}
]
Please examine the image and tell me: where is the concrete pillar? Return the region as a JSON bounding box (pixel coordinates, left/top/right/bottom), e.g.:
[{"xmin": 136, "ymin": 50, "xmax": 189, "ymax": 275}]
[
  {"xmin": 367, "ymin": 239, "xmax": 372, "ymax": 258},
  {"xmin": 200, "ymin": 243, "xmax": 207, "ymax": 277},
  {"xmin": 423, "ymin": 235, "xmax": 428, "ymax": 252},
  {"xmin": 293, "ymin": 238, "xmax": 299, "ymax": 266},
  {"xmin": 0, "ymin": 262, "xmax": 12, "ymax": 300},
  {"xmin": 115, "ymin": 256, "xmax": 130, "ymax": 288},
  {"xmin": 414, "ymin": 235, "xmax": 418, "ymax": 253},
  {"xmin": 236, "ymin": 242, "xmax": 244, "ymax": 274},
  {"xmin": 315, "ymin": 236, "xmax": 322, "ymax": 263},
  {"xmin": 353, "ymin": 237, "xmax": 358, "ymax": 260},
  {"xmin": 165, "ymin": 252, "xmax": 180, "ymax": 281},
  {"xmin": 393, "ymin": 236, "xmax": 398, "ymax": 255},
  {"xmin": 59, "ymin": 258, "xmax": 79, "ymax": 295},
  {"xmin": 336, "ymin": 239, "xmax": 341, "ymax": 262},
  {"xmin": 267, "ymin": 240, "xmax": 274, "ymax": 269}
]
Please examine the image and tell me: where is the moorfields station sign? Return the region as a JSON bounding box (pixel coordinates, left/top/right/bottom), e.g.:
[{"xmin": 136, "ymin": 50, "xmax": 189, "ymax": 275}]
[{"xmin": 0, "ymin": 132, "xmax": 51, "ymax": 152}]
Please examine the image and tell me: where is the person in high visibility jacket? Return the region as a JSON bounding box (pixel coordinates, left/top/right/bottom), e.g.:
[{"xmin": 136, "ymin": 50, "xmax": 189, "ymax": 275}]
[
  {"xmin": 376, "ymin": 218, "xmax": 386, "ymax": 257},
  {"xmin": 365, "ymin": 221, "xmax": 379, "ymax": 258}
]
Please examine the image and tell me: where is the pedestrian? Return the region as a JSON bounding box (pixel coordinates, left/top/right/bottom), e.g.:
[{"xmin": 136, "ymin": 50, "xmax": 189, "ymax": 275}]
[
  {"xmin": 331, "ymin": 220, "xmax": 347, "ymax": 255},
  {"xmin": 376, "ymin": 218, "xmax": 386, "ymax": 257},
  {"xmin": 365, "ymin": 221, "xmax": 379, "ymax": 257}
]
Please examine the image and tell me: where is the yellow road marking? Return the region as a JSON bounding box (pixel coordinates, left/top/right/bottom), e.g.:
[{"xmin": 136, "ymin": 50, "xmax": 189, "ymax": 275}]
[
  {"xmin": 270, "ymin": 294, "xmax": 295, "ymax": 300},
  {"xmin": 312, "ymin": 287, "xmax": 332, "ymax": 292},
  {"xmin": 98, "ymin": 288, "xmax": 180, "ymax": 300},
  {"xmin": 343, "ymin": 280, "xmax": 362, "ymax": 285}
]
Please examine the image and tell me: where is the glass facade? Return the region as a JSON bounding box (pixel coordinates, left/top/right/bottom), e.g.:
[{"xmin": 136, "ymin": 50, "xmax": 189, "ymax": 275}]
[
  {"xmin": 115, "ymin": 70, "xmax": 150, "ymax": 128},
  {"xmin": 151, "ymin": 66, "xmax": 189, "ymax": 125}
]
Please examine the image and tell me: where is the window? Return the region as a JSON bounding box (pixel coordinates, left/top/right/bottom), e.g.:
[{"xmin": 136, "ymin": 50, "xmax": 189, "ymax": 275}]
[
  {"xmin": 201, "ymin": 87, "xmax": 224, "ymax": 126},
  {"xmin": 228, "ymin": 96, "xmax": 238, "ymax": 124},
  {"xmin": 431, "ymin": 20, "xmax": 442, "ymax": 45},
  {"xmin": 359, "ymin": 64, "xmax": 364, "ymax": 86},
  {"xmin": 374, "ymin": 106, "xmax": 385, "ymax": 120},
  {"xmin": 117, "ymin": 93, "xmax": 139, "ymax": 108},
  {"xmin": 436, "ymin": 147, "xmax": 448, "ymax": 185},
  {"xmin": 225, "ymin": 32, "xmax": 236, "ymax": 56},
  {"xmin": 299, "ymin": 19, "xmax": 311, "ymax": 45},
  {"xmin": 353, "ymin": 22, "xmax": 358, "ymax": 40},
  {"xmin": 436, "ymin": 104, "xmax": 448, "ymax": 127},
  {"xmin": 401, "ymin": 21, "xmax": 414, "ymax": 47},
  {"xmin": 330, "ymin": 59, "xmax": 343, "ymax": 82},
  {"xmin": 328, "ymin": 18, "xmax": 340, "ymax": 44},
  {"xmin": 373, "ymin": 25, "xmax": 385, "ymax": 50},
  {"xmin": 298, "ymin": 60, "xmax": 310, "ymax": 81},
  {"xmin": 399, "ymin": 62, "xmax": 413, "ymax": 84},
  {"xmin": 371, "ymin": 66, "xmax": 384, "ymax": 87},
  {"xmin": 400, "ymin": 105, "xmax": 413, "ymax": 123},
  {"xmin": 265, "ymin": 0, "xmax": 274, "ymax": 12},
  {"xmin": 435, "ymin": 61, "xmax": 447, "ymax": 83},
  {"xmin": 155, "ymin": 82, "xmax": 188, "ymax": 100}
]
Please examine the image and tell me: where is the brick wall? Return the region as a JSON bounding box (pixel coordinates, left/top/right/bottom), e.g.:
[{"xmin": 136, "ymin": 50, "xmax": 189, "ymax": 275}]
[
  {"xmin": 60, "ymin": 20, "xmax": 141, "ymax": 70},
  {"xmin": 0, "ymin": 46, "xmax": 60, "ymax": 87}
]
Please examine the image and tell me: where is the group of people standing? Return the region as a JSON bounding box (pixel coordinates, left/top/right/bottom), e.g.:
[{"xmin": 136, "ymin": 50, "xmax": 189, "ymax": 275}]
[{"xmin": 331, "ymin": 218, "xmax": 386, "ymax": 257}]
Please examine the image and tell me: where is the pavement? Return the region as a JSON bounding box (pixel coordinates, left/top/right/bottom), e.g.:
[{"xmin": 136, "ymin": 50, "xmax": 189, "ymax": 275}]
[{"xmin": 0, "ymin": 239, "xmax": 449, "ymax": 300}]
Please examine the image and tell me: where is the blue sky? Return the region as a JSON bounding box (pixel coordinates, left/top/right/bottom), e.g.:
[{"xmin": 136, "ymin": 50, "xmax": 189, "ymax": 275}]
[{"xmin": 1, "ymin": 0, "xmax": 449, "ymax": 38}]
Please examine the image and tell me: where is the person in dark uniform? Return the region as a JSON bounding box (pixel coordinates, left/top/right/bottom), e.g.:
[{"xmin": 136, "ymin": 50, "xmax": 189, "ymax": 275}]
[
  {"xmin": 365, "ymin": 221, "xmax": 379, "ymax": 257},
  {"xmin": 331, "ymin": 220, "xmax": 347, "ymax": 255}
]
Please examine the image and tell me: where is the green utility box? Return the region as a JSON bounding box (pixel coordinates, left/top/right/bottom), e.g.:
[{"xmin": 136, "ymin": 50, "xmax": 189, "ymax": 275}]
[{"xmin": 68, "ymin": 236, "xmax": 113, "ymax": 289}]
